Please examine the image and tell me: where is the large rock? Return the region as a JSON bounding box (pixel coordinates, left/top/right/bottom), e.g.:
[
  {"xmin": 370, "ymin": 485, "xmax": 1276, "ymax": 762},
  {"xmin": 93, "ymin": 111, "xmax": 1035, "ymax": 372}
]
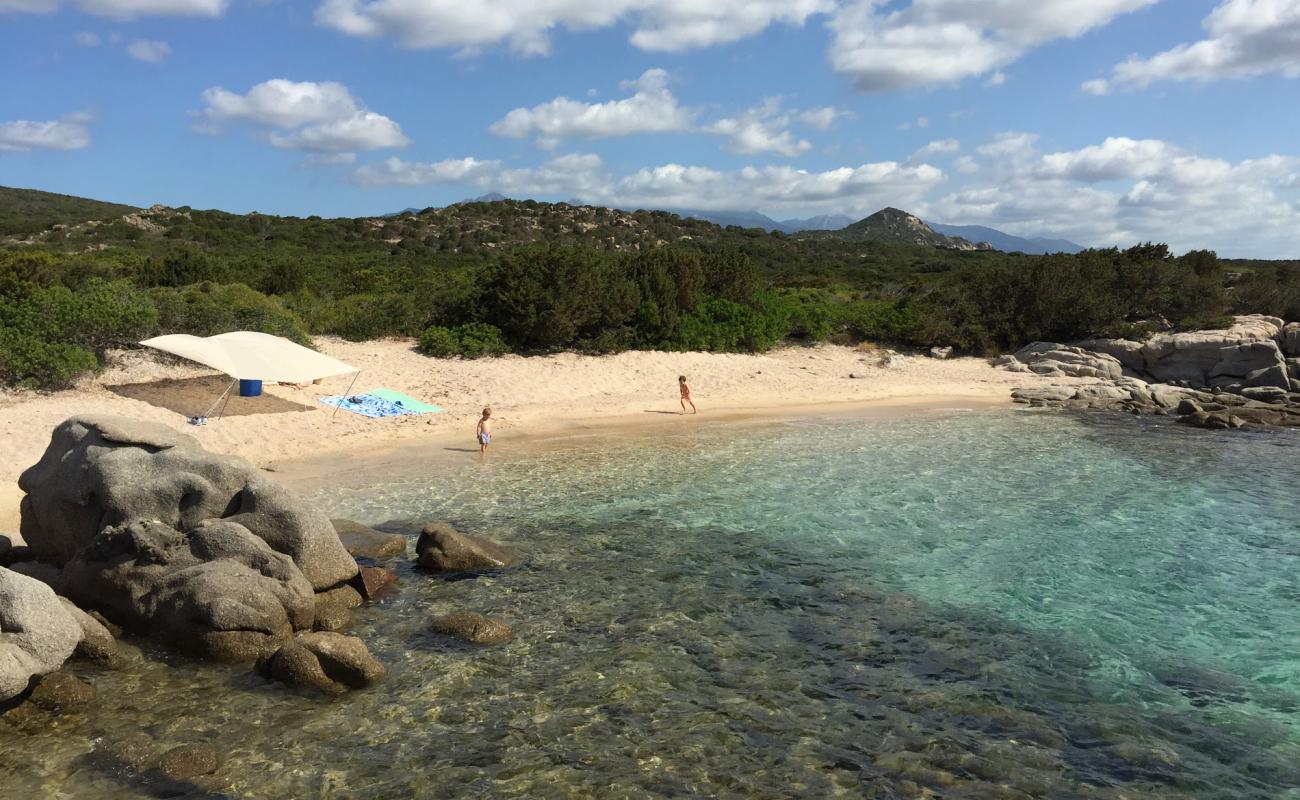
[
  {"xmin": 264, "ymin": 632, "xmax": 386, "ymax": 694},
  {"xmin": 415, "ymin": 523, "xmax": 520, "ymax": 572},
  {"xmin": 17, "ymin": 416, "xmax": 362, "ymax": 662},
  {"xmin": 59, "ymin": 519, "xmax": 317, "ymax": 663},
  {"xmin": 1010, "ymin": 343, "xmax": 1124, "ymax": 380},
  {"xmin": 1141, "ymin": 316, "xmax": 1286, "ymax": 388},
  {"xmin": 331, "ymin": 519, "xmax": 407, "ymax": 562},
  {"xmin": 58, "ymin": 597, "xmax": 118, "ymax": 665},
  {"xmin": 1280, "ymin": 322, "xmax": 1300, "ymax": 357},
  {"xmin": 19, "ymin": 416, "xmax": 356, "ymax": 590},
  {"xmin": 0, "ymin": 567, "xmax": 82, "ymax": 702},
  {"xmin": 1075, "ymin": 338, "xmax": 1146, "ymax": 374}
]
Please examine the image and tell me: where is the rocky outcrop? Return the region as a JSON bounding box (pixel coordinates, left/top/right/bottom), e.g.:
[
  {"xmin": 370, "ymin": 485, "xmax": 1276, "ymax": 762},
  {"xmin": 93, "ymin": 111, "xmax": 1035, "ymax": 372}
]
[
  {"xmin": 1006, "ymin": 343, "xmax": 1124, "ymax": 381},
  {"xmin": 331, "ymin": 519, "xmax": 408, "ymax": 562},
  {"xmin": 263, "ymin": 632, "xmax": 386, "ymax": 694},
  {"xmin": 1140, "ymin": 315, "xmax": 1286, "ymax": 389},
  {"xmin": 430, "ymin": 612, "xmax": 513, "ymax": 645},
  {"xmin": 1002, "ymin": 316, "xmax": 1300, "ymax": 429},
  {"xmin": 17, "ymin": 416, "xmax": 360, "ymax": 663},
  {"xmin": 415, "ymin": 523, "xmax": 520, "ymax": 573},
  {"xmin": 0, "ymin": 567, "xmax": 83, "ymax": 702},
  {"xmin": 1075, "ymin": 338, "xmax": 1145, "ymax": 374},
  {"xmin": 1014, "ymin": 376, "xmax": 1300, "ymax": 430}
]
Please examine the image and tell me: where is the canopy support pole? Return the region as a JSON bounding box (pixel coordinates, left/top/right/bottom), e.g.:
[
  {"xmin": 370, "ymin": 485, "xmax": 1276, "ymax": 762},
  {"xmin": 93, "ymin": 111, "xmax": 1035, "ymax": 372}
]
[
  {"xmin": 199, "ymin": 379, "xmax": 237, "ymax": 421},
  {"xmin": 332, "ymin": 371, "xmax": 361, "ymax": 421}
]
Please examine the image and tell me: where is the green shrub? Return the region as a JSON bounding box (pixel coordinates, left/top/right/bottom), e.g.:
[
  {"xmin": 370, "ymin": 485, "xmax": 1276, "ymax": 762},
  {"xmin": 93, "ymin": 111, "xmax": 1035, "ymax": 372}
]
[
  {"xmin": 417, "ymin": 326, "xmax": 460, "ymax": 357},
  {"xmin": 417, "ymin": 323, "xmax": 508, "ymax": 358},
  {"xmin": 0, "ymin": 328, "xmax": 99, "ymax": 389},
  {"xmin": 454, "ymin": 322, "xmax": 508, "ymax": 358},
  {"xmin": 149, "ymin": 282, "xmax": 310, "ymax": 343}
]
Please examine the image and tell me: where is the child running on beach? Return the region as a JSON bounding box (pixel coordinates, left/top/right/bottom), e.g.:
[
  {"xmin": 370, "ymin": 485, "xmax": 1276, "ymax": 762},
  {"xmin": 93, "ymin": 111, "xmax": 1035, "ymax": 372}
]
[
  {"xmin": 679, "ymin": 375, "xmax": 697, "ymax": 414},
  {"xmin": 476, "ymin": 407, "xmax": 492, "ymax": 454}
]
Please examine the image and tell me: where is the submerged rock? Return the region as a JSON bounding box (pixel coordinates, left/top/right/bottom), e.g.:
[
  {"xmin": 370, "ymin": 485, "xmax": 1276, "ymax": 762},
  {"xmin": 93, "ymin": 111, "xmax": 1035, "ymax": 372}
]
[
  {"xmin": 26, "ymin": 669, "xmax": 96, "ymax": 712},
  {"xmin": 264, "ymin": 632, "xmax": 386, "ymax": 694},
  {"xmin": 17, "ymin": 416, "xmax": 361, "ymax": 662},
  {"xmin": 331, "ymin": 519, "xmax": 408, "ymax": 562},
  {"xmin": 415, "ymin": 523, "xmax": 520, "ymax": 573},
  {"xmin": 430, "ymin": 611, "xmax": 513, "ymax": 645},
  {"xmin": 157, "ymin": 744, "xmax": 221, "ymax": 779},
  {"xmin": 0, "ymin": 567, "xmax": 82, "ymax": 703}
]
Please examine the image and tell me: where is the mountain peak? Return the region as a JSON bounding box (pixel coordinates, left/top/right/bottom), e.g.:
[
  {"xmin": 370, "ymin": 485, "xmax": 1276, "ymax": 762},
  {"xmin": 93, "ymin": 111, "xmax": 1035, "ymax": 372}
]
[{"xmin": 835, "ymin": 207, "xmax": 990, "ymax": 250}]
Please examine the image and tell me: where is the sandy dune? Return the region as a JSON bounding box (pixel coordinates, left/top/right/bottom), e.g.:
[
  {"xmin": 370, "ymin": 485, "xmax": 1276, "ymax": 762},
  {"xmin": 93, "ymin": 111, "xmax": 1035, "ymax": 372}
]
[{"xmin": 0, "ymin": 338, "xmax": 1062, "ymax": 533}]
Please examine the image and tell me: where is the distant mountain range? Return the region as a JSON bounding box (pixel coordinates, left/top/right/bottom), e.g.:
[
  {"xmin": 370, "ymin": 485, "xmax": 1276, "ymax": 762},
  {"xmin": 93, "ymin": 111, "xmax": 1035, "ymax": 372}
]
[
  {"xmin": 641, "ymin": 206, "xmax": 1082, "ymax": 254},
  {"xmin": 927, "ymin": 223, "xmax": 1084, "ymax": 255},
  {"xmin": 405, "ymin": 194, "xmax": 1084, "ymax": 254}
]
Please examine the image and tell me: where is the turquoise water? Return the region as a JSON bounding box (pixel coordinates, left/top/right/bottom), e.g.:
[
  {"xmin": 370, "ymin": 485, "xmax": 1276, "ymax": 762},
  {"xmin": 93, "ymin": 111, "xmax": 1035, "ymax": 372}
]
[{"xmin": 2, "ymin": 408, "xmax": 1298, "ymax": 797}]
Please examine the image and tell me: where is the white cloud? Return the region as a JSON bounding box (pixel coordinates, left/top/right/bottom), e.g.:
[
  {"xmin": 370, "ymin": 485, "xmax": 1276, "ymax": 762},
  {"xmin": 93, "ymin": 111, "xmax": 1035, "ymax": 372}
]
[
  {"xmin": 198, "ymin": 79, "xmax": 410, "ymax": 157},
  {"xmin": 126, "ymin": 38, "xmax": 171, "ymax": 62},
  {"xmin": 921, "ymin": 131, "xmax": 1300, "ymax": 257},
  {"xmin": 352, "ymin": 156, "xmax": 502, "ymax": 186},
  {"xmin": 2, "ymin": 0, "xmax": 225, "ymax": 16},
  {"xmin": 909, "ymin": 138, "xmax": 960, "ymax": 163},
  {"xmin": 314, "ymin": 0, "xmax": 832, "ymax": 55},
  {"xmin": 1081, "ymin": 78, "xmax": 1111, "ymax": 95},
  {"xmin": 350, "ymin": 150, "xmax": 945, "ymax": 216},
  {"xmin": 73, "ymin": 30, "xmax": 101, "ymax": 45},
  {"xmin": 705, "ymin": 98, "xmax": 810, "ymax": 157},
  {"xmin": 489, "ymin": 69, "xmax": 693, "ymax": 147},
  {"xmin": 0, "ymin": 113, "xmax": 92, "ymax": 152},
  {"xmin": 270, "ymin": 111, "xmax": 410, "ymax": 153},
  {"xmin": 1092, "ymin": 0, "xmax": 1300, "ymax": 91},
  {"xmin": 831, "ymin": 0, "xmax": 1158, "ymax": 90},
  {"xmin": 799, "ymin": 106, "xmax": 849, "ymax": 131}
]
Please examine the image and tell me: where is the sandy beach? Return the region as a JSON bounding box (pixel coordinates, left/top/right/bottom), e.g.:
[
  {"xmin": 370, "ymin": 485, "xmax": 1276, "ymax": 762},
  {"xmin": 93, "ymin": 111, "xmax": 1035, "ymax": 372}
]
[{"xmin": 0, "ymin": 338, "xmax": 1067, "ymax": 533}]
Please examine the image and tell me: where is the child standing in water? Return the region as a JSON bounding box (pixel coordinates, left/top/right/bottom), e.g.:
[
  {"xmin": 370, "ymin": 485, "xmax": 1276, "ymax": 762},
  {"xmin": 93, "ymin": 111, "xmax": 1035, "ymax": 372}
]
[
  {"xmin": 678, "ymin": 375, "xmax": 697, "ymax": 414},
  {"xmin": 476, "ymin": 407, "xmax": 492, "ymax": 454}
]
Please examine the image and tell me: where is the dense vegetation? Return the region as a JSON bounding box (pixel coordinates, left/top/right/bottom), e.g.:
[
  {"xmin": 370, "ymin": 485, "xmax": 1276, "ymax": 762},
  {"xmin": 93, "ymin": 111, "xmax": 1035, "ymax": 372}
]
[{"xmin": 1, "ymin": 186, "xmax": 1296, "ymax": 390}]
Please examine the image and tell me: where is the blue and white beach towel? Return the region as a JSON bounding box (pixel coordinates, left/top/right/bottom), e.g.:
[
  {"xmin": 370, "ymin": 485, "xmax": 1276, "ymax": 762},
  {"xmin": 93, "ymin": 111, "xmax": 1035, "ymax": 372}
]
[{"xmin": 319, "ymin": 394, "xmax": 416, "ymax": 419}]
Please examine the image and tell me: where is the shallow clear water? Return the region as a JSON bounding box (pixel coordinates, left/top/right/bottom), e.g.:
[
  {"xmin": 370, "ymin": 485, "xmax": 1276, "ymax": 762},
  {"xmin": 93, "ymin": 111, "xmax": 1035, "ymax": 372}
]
[{"xmin": 3, "ymin": 409, "xmax": 1299, "ymax": 798}]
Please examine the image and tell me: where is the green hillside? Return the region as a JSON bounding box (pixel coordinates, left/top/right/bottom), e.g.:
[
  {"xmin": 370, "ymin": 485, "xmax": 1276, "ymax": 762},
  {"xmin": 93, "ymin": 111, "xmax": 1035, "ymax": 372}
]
[
  {"xmin": 0, "ymin": 186, "xmax": 139, "ymax": 238},
  {"xmin": 0, "ymin": 189, "xmax": 1295, "ymax": 392}
]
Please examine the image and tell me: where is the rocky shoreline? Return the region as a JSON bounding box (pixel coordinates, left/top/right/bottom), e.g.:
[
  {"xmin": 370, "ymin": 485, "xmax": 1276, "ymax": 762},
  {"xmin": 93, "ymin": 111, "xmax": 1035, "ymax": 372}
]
[
  {"xmin": 999, "ymin": 315, "xmax": 1300, "ymax": 430},
  {"xmin": 0, "ymin": 415, "xmax": 520, "ymax": 787}
]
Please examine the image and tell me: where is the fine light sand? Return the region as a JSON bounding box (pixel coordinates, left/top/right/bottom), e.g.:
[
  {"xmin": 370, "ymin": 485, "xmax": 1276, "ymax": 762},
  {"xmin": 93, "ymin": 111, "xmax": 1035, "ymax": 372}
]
[{"xmin": 0, "ymin": 338, "xmax": 1064, "ymax": 534}]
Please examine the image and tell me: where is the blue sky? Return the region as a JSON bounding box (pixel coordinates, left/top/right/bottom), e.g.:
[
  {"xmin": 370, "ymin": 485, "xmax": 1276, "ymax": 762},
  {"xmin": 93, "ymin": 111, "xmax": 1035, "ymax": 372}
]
[{"xmin": 2, "ymin": 0, "xmax": 1298, "ymax": 256}]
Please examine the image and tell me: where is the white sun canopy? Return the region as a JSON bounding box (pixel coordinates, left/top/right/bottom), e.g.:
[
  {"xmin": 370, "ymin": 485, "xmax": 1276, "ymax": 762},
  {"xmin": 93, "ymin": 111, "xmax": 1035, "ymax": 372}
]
[{"xmin": 140, "ymin": 332, "xmax": 359, "ymax": 384}]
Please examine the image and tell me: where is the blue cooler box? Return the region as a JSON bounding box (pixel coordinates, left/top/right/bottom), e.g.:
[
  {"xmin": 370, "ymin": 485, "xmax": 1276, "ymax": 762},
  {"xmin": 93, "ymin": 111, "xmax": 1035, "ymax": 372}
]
[{"xmin": 238, "ymin": 379, "xmax": 263, "ymax": 397}]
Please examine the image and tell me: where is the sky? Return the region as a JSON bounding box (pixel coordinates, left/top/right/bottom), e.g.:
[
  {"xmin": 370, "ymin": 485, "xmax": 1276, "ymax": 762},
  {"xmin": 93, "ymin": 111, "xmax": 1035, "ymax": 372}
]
[{"xmin": 2, "ymin": 0, "xmax": 1299, "ymax": 257}]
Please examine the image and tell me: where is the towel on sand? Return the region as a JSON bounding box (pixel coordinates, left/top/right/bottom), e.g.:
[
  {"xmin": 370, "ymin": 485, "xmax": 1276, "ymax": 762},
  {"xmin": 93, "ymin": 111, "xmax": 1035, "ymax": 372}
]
[
  {"xmin": 319, "ymin": 394, "xmax": 414, "ymax": 419},
  {"xmin": 366, "ymin": 388, "xmax": 445, "ymax": 414}
]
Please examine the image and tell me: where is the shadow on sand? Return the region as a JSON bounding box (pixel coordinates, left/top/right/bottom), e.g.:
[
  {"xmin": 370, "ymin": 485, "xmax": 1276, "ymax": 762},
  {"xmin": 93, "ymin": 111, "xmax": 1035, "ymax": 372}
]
[{"xmin": 108, "ymin": 375, "xmax": 315, "ymax": 419}]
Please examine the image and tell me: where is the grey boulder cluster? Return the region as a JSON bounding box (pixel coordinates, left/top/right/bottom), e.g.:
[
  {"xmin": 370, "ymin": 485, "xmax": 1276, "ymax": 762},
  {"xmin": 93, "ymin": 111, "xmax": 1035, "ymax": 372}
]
[
  {"xmin": 4, "ymin": 414, "xmax": 390, "ymax": 706},
  {"xmin": 1000, "ymin": 316, "xmax": 1300, "ymax": 429}
]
